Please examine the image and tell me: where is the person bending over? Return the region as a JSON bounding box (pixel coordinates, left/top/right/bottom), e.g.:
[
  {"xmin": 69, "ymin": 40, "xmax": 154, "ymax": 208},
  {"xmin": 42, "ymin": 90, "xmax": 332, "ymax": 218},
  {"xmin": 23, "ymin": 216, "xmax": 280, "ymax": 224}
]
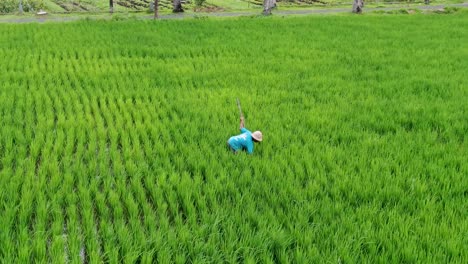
[{"xmin": 227, "ymin": 116, "xmax": 262, "ymax": 154}]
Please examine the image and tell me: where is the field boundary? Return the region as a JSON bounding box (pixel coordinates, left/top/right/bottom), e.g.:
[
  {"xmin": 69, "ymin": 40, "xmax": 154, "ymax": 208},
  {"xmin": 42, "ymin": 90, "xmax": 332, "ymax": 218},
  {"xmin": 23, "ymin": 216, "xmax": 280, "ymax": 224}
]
[{"xmin": 0, "ymin": 2, "xmax": 467, "ymax": 23}]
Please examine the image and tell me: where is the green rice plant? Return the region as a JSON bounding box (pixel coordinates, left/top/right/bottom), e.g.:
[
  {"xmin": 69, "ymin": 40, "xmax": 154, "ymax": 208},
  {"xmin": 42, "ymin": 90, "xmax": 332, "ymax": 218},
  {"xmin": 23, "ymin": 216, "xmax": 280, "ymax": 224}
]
[{"xmin": 0, "ymin": 12, "xmax": 467, "ymax": 263}]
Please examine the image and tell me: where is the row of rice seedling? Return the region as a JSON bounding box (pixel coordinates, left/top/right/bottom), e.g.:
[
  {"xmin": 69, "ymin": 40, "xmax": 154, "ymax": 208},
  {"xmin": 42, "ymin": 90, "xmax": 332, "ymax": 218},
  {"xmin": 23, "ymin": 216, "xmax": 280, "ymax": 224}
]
[{"xmin": 1, "ymin": 12, "xmax": 467, "ymax": 262}]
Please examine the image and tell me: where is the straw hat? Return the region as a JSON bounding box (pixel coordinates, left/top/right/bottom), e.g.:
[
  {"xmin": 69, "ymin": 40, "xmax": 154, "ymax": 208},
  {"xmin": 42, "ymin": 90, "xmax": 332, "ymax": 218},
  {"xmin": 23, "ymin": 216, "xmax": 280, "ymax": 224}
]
[{"xmin": 252, "ymin": 131, "xmax": 263, "ymax": 142}]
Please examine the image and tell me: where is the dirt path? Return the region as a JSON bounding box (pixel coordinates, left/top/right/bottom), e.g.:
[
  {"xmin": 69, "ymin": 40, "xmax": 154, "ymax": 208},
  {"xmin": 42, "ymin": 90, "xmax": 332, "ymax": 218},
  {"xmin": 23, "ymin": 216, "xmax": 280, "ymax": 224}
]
[{"xmin": 1, "ymin": 3, "xmax": 467, "ymax": 23}]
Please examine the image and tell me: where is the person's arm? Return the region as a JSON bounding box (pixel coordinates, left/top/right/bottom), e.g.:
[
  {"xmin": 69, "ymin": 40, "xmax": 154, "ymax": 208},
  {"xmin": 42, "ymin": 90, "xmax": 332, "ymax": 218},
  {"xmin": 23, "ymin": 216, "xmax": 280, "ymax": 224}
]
[
  {"xmin": 239, "ymin": 116, "xmax": 245, "ymax": 130},
  {"xmin": 247, "ymin": 143, "xmax": 254, "ymax": 154}
]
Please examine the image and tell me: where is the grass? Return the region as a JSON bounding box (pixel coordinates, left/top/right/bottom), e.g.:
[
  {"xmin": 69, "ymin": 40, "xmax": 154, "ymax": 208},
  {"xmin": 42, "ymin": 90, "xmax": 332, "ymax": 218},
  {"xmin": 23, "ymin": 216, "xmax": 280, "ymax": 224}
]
[{"xmin": 0, "ymin": 12, "xmax": 467, "ymax": 262}]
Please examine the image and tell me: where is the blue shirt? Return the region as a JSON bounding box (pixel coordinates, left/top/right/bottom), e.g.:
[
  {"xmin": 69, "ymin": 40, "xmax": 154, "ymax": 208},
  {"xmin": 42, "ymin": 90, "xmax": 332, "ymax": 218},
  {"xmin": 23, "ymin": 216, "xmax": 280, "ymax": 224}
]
[{"xmin": 228, "ymin": 128, "xmax": 254, "ymax": 154}]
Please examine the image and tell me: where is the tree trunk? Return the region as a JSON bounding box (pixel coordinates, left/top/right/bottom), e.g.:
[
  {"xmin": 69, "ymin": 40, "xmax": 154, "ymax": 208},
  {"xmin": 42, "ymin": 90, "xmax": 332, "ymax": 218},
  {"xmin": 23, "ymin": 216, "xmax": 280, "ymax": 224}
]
[
  {"xmin": 173, "ymin": 0, "xmax": 184, "ymax": 13},
  {"xmin": 109, "ymin": 0, "xmax": 114, "ymax": 13},
  {"xmin": 424, "ymin": 0, "xmax": 430, "ymax": 5},
  {"xmin": 154, "ymin": 0, "xmax": 159, "ymax": 19},
  {"xmin": 263, "ymin": 0, "xmax": 276, "ymax": 15},
  {"xmin": 352, "ymin": 0, "xmax": 364, "ymax": 13},
  {"xmin": 19, "ymin": 0, "xmax": 23, "ymax": 14}
]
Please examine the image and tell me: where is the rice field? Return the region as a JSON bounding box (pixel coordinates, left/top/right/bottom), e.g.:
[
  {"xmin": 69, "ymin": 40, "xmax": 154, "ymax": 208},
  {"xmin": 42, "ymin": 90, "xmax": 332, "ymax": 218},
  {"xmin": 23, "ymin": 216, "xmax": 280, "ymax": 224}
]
[{"xmin": 0, "ymin": 12, "xmax": 467, "ymax": 263}]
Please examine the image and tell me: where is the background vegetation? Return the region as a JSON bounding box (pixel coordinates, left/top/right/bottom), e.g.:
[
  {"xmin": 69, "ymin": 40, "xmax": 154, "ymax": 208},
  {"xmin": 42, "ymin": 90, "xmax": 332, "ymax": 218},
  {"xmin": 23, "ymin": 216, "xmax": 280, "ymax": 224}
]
[{"xmin": 1, "ymin": 0, "xmax": 465, "ymax": 13}]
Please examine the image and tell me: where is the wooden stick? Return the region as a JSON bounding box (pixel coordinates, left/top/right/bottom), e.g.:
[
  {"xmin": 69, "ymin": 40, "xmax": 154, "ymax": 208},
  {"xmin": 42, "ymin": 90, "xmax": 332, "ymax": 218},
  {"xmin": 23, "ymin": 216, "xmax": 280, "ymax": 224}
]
[{"xmin": 236, "ymin": 98, "xmax": 243, "ymax": 118}]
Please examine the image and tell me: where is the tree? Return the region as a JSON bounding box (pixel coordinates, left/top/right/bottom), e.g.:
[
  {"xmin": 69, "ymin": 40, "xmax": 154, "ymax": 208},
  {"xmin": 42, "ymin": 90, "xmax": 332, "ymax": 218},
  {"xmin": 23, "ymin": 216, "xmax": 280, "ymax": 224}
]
[
  {"xmin": 352, "ymin": 0, "xmax": 364, "ymax": 14},
  {"xmin": 110, "ymin": 0, "xmax": 114, "ymax": 13},
  {"xmin": 263, "ymin": 0, "xmax": 276, "ymax": 15},
  {"xmin": 173, "ymin": 0, "xmax": 183, "ymax": 13},
  {"xmin": 19, "ymin": 0, "xmax": 23, "ymax": 14},
  {"xmin": 154, "ymin": 0, "xmax": 159, "ymax": 19}
]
